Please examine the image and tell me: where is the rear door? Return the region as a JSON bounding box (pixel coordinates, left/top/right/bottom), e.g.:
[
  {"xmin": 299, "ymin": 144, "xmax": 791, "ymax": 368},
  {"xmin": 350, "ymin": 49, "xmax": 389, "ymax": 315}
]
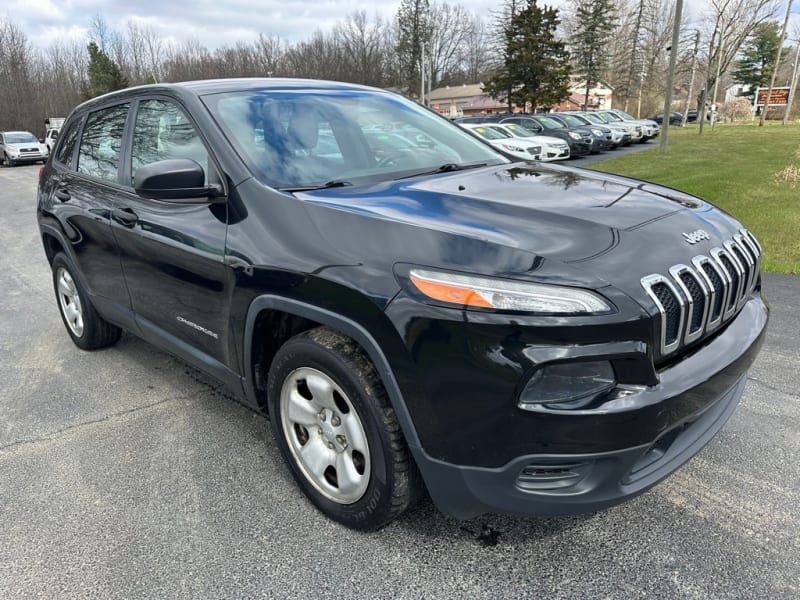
[
  {"xmin": 43, "ymin": 105, "xmax": 133, "ymax": 318},
  {"xmin": 109, "ymin": 96, "xmax": 234, "ymax": 370}
]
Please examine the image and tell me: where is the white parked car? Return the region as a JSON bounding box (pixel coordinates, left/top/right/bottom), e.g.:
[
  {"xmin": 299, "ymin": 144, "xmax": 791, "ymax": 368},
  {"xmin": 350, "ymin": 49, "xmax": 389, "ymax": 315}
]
[
  {"xmin": 602, "ymin": 109, "xmax": 660, "ymax": 142},
  {"xmin": 459, "ymin": 123, "xmax": 541, "ymax": 161},
  {"xmin": 485, "ymin": 123, "xmax": 571, "ymax": 161},
  {"xmin": 0, "ymin": 131, "xmax": 49, "ymax": 166},
  {"xmin": 44, "ymin": 128, "xmax": 60, "ymax": 153}
]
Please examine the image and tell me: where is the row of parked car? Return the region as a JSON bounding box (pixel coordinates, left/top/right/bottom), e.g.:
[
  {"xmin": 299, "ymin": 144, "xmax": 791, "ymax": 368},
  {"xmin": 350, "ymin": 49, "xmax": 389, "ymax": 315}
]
[
  {"xmin": 0, "ymin": 129, "xmax": 59, "ymax": 166},
  {"xmin": 454, "ymin": 109, "xmax": 661, "ymax": 161}
]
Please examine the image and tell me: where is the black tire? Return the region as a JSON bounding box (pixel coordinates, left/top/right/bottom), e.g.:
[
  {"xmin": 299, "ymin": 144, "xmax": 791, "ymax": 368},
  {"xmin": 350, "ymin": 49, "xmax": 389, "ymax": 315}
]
[
  {"xmin": 51, "ymin": 253, "xmax": 122, "ymax": 350},
  {"xmin": 267, "ymin": 326, "xmax": 422, "ymax": 531},
  {"xmin": 3, "ymin": 153, "xmax": 14, "ymax": 167}
]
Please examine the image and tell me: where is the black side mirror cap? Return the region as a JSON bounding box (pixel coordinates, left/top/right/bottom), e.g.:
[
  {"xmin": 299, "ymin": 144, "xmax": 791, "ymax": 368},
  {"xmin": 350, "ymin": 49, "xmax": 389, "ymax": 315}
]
[{"xmin": 133, "ymin": 158, "xmax": 225, "ymax": 203}]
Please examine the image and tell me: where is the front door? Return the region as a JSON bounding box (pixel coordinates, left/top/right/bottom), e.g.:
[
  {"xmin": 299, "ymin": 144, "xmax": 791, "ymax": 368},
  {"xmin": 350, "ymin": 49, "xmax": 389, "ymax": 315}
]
[{"xmin": 110, "ymin": 97, "xmax": 234, "ymax": 370}]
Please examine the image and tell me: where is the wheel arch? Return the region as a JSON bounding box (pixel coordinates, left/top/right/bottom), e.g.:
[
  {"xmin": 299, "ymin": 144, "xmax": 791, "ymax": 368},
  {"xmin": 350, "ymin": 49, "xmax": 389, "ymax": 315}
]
[
  {"xmin": 243, "ymin": 296, "xmax": 423, "ymax": 452},
  {"xmin": 40, "ymin": 229, "xmax": 67, "ymax": 266}
]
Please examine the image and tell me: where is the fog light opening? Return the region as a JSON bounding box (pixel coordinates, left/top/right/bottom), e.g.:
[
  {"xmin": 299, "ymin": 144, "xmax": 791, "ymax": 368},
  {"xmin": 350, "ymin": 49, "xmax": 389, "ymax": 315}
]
[{"xmin": 518, "ymin": 360, "xmax": 616, "ymax": 411}]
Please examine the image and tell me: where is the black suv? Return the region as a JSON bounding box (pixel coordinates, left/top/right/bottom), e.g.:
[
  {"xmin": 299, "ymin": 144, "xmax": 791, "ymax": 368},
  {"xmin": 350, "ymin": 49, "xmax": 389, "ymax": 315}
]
[{"xmin": 38, "ymin": 79, "xmax": 767, "ymax": 531}]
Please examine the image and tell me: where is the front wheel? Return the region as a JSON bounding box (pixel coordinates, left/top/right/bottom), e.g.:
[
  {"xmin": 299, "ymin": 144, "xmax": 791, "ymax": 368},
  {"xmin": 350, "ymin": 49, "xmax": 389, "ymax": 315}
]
[{"xmin": 267, "ymin": 327, "xmax": 421, "ymax": 530}]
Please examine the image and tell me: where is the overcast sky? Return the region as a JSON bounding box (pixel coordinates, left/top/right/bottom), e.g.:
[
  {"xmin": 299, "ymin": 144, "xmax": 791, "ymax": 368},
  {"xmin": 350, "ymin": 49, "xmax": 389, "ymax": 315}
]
[{"xmin": 2, "ymin": 1, "xmax": 795, "ymax": 50}]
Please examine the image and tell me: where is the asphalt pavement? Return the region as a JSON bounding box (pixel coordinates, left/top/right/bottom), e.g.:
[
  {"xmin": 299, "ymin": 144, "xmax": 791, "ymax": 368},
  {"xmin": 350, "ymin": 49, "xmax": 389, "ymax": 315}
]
[{"xmin": 1, "ymin": 164, "xmax": 798, "ymax": 599}]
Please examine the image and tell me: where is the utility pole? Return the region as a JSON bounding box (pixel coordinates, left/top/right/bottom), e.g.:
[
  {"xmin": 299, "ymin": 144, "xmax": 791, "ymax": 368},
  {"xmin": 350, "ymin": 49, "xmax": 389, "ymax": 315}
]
[
  {"xmin": 660, "ymin": 0, "xmax": 683, "ymax": 155},
  {"xmin": 682, "ymin": 30, "xmax": 701, "ymax": 127},
  {"xmin": 784, "ymin": 39, "xmax": 800, "ymax": 125},
  {"xmin": 420, "ymin": 41, "xmax": 426, "ymax": 105},
  {"xmin": 428, "ymin": 40, "xmax": 433, "ymax": 108},
  {"xmin": 760, "ymin": 0, "xmax": 794, "ymax": 126}
]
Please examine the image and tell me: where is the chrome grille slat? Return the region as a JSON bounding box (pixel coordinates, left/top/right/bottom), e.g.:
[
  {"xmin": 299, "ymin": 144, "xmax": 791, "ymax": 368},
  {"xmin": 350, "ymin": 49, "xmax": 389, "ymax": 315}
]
[{"xmin": 641, "ymin": 232, "xmax": 761, "ymax": 356}]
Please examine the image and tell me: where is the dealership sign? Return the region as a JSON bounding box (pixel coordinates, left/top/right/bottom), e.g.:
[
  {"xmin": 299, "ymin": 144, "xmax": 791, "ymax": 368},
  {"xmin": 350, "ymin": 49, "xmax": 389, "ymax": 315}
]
[{"xmin": 755, "ymin": 87, "xmax": 790, "ymax": 107}]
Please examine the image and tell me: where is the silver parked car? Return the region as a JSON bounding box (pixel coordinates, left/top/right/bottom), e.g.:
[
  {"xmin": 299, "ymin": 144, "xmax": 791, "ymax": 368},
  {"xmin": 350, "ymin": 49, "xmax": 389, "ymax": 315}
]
[{"xmin": 0, "ymin": 131, "xmax": 49, "ymax": 166}]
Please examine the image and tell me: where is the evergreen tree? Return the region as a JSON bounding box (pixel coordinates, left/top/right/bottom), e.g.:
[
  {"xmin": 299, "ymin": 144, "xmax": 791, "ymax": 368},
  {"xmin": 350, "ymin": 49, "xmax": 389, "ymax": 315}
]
[
  {"xmin": 81, "ymin": 41, "xmax": 128, "ymax": 100},
  {"xmin": 570, "ymin": 0, "xmax": 617, "ymax": 110},
  {"xmin": 395, "ymin": 0, "xmax": 431, "ymax": 96},
  {"xmin": 733, "ymin": 22, "xmax": 788, "ymax": 100},
  {"xmin": 483, "ymin": 0, "xmax": 571, "ymax": 112}
]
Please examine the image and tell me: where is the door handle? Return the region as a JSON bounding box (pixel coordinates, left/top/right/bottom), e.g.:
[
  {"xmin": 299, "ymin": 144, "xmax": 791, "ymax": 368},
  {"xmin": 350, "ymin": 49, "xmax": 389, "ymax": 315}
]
[
  {"xmin": 114, "ymin": 208, "xmax": 139, "ymax": 227},
  {"xmin": 54, "ymin": 188, "xmax": 70, "ymax": 202}
]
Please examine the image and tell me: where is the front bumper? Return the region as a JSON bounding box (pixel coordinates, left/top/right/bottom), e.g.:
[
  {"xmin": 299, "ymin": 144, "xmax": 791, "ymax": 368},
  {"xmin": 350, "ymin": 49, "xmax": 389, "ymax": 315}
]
[
  {"xmin": 406, "ymin": 296, "xmax": 767, "ymax": 519},
  {"xmin": 8, "ymin": 152, "xmax": 47, "ymax": 163},
  {"xmin": 568, "ymin": 139, "xmax": 592, "ymax": 156}
]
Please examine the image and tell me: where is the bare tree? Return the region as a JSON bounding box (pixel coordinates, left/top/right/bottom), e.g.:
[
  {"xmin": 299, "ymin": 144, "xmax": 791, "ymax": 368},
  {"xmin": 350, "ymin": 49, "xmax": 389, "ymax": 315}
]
[
  {"xmin": 335, "ymin": 11, "xmax": 388, "ymax": 86},
  {"xmin": 698, "ymin": 0, "xmax": 779, "ymax": 128}
]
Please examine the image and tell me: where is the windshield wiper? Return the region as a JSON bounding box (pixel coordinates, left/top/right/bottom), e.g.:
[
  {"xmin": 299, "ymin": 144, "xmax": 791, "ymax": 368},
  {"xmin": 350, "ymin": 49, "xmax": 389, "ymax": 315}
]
[
  {"xmin": 394, "ymin": 162, "xmax": 489, "ymax": 180},
  {"xmin": 281, "ymin": 180, "xmax": 352, "ymax": 192}
]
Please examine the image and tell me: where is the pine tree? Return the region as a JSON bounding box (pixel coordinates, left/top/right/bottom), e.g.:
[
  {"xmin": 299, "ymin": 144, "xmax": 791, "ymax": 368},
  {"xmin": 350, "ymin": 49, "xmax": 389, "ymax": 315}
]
[
  {"xmin": 81, "ymin": 41, "xmax": 128, "ymax": 100},
  {"xmin": 395, "ymin": 0, "xmax": 431, "ymax": 96},
  {"xmin": 733, "ymin": 22, "xmax": 787, "ymax": 100},
  {"xmin": 570, "ymin": 0, "xmax": 617, "ymax": 110},
  {"xmin": 483, "ymin": 0, "xmax": 571, "ymax": 112}
]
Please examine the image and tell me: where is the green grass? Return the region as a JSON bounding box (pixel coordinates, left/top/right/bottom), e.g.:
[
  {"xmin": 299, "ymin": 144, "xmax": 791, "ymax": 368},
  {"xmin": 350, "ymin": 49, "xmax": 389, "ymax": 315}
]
[{"xmin": 589, "ymin": 123, "xmax": 800, "ymax": 274}]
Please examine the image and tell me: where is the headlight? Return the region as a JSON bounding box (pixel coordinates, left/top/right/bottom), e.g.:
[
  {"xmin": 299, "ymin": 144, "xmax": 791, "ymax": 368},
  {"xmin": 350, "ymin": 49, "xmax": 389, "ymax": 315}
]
[
  {"xmin": 591, "ymin": 128, "xmax": 603, "ymax": 136},
  {"xmin": 502, "ymin": 143, "xmax": 525, "ymax": 152},
  {"xmin": 569, "ymin": 132, "xmax": 582, "ymax": 140},
  {"xmin": 408, "ymin": 268, "xmax": 611, "ymax": 314}
]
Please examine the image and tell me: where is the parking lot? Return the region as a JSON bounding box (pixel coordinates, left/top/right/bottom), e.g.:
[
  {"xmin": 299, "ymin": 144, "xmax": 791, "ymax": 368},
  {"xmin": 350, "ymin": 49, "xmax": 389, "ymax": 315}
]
[{"xmin": 1, "ymin": 163, "xmax": 798, "ymax": 598}]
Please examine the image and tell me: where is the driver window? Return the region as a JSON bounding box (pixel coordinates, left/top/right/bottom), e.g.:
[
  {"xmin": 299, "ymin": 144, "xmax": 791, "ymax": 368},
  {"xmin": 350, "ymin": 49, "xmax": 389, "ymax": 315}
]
[{"xmin": 131, "ymin": 99, "xmax": 210, "ymax": 186}]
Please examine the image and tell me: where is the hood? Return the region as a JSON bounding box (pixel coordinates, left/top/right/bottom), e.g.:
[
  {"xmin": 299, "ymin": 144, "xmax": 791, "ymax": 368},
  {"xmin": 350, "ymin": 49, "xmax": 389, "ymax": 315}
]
[
  {"xmin": 532, "ymin": 136, "xmax": 568, "ymax": 146},
  {"xmin": 5, "ymin": 142, "xmax": 45, "ymax": 150},
  {"xmin": 295, "ymin": 163, "xmax": 745, "ymax": 296}
]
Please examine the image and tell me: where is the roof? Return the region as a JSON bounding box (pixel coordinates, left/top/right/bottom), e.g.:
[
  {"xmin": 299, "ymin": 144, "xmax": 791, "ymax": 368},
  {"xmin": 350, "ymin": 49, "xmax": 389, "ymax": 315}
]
[
  {"xmin": 429, "ymin": 84, "xmax": 486, "ymax": 101},
  {"xmin": 68, "ymin": 77, "xmax": 396, "ymax": 115}
]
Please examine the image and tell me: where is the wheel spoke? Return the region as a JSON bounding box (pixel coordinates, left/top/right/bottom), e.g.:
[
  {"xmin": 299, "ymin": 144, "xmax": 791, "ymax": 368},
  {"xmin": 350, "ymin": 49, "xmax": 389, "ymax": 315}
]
[
  {"xmin": 305, "ymin": 372, "xmax": 337, "ymax": 411},
  {"xmin": 336, "ymin": 451, "xmax": 365, "ymax": 497},
  {"xmin": 67, "ymin": 303, "xmax": 79, "ymax": 322},
  {"xmin": 341, "ymin": 413, "xmax": 368, "ymax": 453},
  {"xmin": 286, "ymin": 389, "xmax": 319, "ymax": 427},
  {"xmin": 298, "ymin": 436, "xmax": 335, "ymax": 480},
  {"xmin": 58, "ymin": 274, "xmax": 72, "ymax": 297}
]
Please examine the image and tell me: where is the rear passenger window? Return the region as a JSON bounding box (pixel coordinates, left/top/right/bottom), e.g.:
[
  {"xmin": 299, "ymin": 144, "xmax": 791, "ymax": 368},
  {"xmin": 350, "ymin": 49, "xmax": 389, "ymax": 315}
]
[
  {"xmin": 131, "ymin": 99, "xmax": 209, "ymax": 185},
  {"xmin": 55, "ymin": 119, "xmax": 81, "ymax": 166},
  {"xmin": 77, "ymin": 104, "xmax": 129, "ymax": 181}
]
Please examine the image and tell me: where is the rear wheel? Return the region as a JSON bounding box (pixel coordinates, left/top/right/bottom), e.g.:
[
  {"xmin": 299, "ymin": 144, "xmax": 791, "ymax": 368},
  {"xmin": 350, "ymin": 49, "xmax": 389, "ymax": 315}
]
[
  {"xmin": 51, "ymin": 253, "xmax": 121, "ymax": 350},
  {"xmin": 267, "ymin": 326, "xmax": 421, "ymax": 530}
]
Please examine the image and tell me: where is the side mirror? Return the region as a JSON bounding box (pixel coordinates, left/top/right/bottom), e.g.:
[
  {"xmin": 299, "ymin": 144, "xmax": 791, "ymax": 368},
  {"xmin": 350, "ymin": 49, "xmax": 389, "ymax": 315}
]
[{"xmin": 133, "ymin": 159, "xmax": 224, "ymax": 202}]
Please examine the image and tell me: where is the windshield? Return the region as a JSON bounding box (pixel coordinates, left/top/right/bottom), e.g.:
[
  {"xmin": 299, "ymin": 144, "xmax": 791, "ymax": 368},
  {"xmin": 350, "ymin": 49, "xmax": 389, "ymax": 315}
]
[
  {"xmin": 582, "ymin": 113, "xmax": 605, "ymax": 125},
  {"xmin": 502, "ymin": 124, "xmax": 536, "ymax": 138},
  {"xmin": 535, "ymin": 117, "xmax": 566, "ymax": 129},
  {"xmin": 599, "ymin": 112, "xmax": 622, "ymax": 123},
  {"xmin": 5, "ymin": 132, "xmax": 38, "ymax": 144},
  {"xmin": 614, "ymin": 110, "xmax": 636, "ymax": 121},
  {"xmin": 203, "ymin": 89, "xmax": 507, "ymax": 188},
  {"xmin": 486, "ymin": 126, "xmax": 513, "ymax": 138},
  {"xmin": 560, "ymin": 115, "xmax": 588, "ymax": 127},
  {"xmin": 468, "ymin": 126, "xmax": 508, "ymax": 140}
]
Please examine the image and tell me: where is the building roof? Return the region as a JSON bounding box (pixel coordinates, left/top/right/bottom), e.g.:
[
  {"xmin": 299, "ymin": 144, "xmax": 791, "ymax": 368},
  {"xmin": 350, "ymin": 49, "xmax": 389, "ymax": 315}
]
[{"xmin": 429, "ymin": 83, "xmax": 486, "ymax": 101}]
